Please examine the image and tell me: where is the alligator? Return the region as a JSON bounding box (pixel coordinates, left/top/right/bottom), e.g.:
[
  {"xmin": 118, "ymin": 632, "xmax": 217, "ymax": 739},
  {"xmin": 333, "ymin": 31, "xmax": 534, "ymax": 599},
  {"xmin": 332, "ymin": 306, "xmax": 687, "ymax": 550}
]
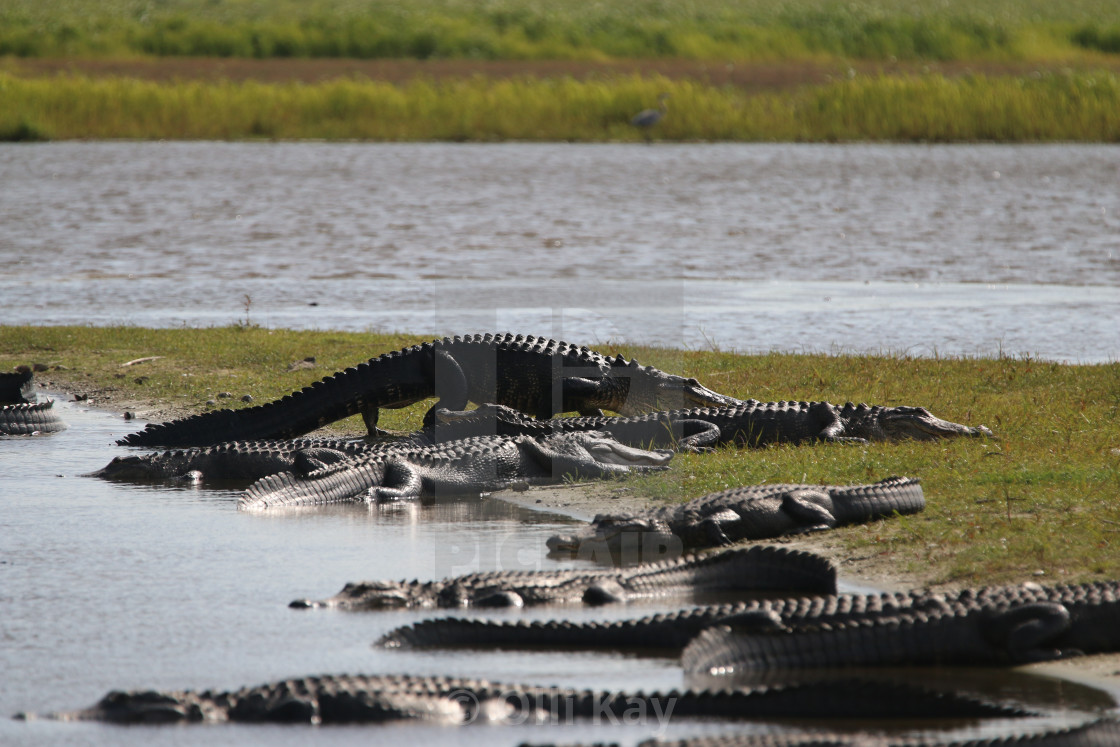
[
  {"xmin": 378, "ymin": 580, "xmax": 1118, "ymax": 655},
  {"xmin": 681, "ymin": 580, "xmax": 1120, "ymax": 676},
  {"xmin": 634, "ymin": 716, "xmax": 1120, "ymax": 747},
  {"xmin": 428, "ymin": 400, "xmax": 993, "ymax": 452},
  {"xmin": 239, "ymin": 431, "xmax": 673, "ymax": 510},
  {"xmin": 15, "ymin": 673, "xmax": 1032, "ymax": 725},
  {"xmin": 289, "ymin": 545, "xmax": 838, "ymax": 610},
  {"xmin": 546, "ymin": 476, "xmax": 924, "ymax": 556},
  {"xmin": 377, "ymin": 587, "xmax": 950, "ymax": 653},
  {"xmin": 117, "ymin": 333, "xmax": 738, "ymax": 447},
  {"xmin": 88, "ymin": 437, "xmax": 386, "ymax": 485},
  {"xmin": 0, "ymin": 401, "xmax": 68, "ymax": 436}
]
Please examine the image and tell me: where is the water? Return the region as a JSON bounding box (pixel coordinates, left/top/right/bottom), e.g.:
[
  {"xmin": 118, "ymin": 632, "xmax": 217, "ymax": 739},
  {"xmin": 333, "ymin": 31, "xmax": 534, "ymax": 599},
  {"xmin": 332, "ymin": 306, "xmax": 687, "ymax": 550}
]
[
  {"xmin": 1, "ymin": 142, "xmax": 1118, "ymax": 361},
  {"xmin": 2, "ymin": 142, "xmax": 1120, "ymax": 743}
]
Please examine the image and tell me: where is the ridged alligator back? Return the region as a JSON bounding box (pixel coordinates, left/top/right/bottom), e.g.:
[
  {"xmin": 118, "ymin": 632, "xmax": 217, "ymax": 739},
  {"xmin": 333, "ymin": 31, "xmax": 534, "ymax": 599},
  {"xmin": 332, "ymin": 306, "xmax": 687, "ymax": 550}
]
[{"xmin": 1, "ymin": 401, "xmax": 68, "ymax": 435}]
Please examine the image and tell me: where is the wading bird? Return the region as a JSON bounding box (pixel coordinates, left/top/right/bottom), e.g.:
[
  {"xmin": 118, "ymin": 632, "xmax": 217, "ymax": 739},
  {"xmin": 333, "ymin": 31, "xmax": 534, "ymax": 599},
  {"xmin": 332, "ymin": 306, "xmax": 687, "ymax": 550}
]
[{"xmin": 631, "ymin": 93, "xmax": 669, "ymax": 141}]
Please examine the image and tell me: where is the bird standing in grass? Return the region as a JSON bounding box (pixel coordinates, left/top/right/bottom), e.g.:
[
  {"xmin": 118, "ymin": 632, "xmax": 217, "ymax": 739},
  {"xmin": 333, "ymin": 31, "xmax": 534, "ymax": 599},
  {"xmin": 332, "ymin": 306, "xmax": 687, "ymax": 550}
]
[{"xmin": 631, "ymin": 93, "xmax": 669, "ymax": 141}]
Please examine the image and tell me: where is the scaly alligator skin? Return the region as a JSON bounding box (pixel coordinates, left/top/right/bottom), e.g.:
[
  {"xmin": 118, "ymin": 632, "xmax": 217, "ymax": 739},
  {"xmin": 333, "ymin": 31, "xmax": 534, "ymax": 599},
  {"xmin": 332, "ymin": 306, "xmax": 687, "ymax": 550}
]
[
  {"xmin": 0, "ymin": 401, "xmax": 68, "ymax": 436},
  {"xmin": 636, "ymin": 716, "xmax": 1120, "ymax": 747},
  {"xmin": 681, "ymin": 580, "xmax": 1120, "ymax": 675},
  {"xmin": 546, "ymin": 477, "xmax": 924, "ymax": 555},
  {"xmin": 289, "ymin": 546, "xmax": 838, "ymax": 610},
  {"xmin": 377, "ymin": 587, "xmax": 948, "ymax": 653},
  {"xmin": 377, "ymin": 580, "xmax": 1120, "ymax": 659},
  {"xmin": 430, "ymin": 400, "xmax": 993, "ymax": 452},
  {"xmin": 239, "ymin": 431, "xmax": 673, "ymax": 510},
  {"xmin": 117, "ymin": 333, "xmax": 738, "ymax": 447},
  {"xmin": 88, "ymin": 438, "xmax": 386, "ymax": 484},
  {"xmin": 15, "ymin": 673, "xmax": 1031, "ymax": 725}
]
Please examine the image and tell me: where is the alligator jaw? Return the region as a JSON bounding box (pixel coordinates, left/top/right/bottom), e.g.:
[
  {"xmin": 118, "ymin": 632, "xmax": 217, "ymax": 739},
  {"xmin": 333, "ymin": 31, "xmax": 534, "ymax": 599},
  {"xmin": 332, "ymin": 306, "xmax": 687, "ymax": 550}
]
[
  {"xmin": 584, "ymin": 438, "xmax": 674, "ymax": 467},
  {"xmin": 880, "ymin": 406, "xmax": 996, "ymax": 441}
]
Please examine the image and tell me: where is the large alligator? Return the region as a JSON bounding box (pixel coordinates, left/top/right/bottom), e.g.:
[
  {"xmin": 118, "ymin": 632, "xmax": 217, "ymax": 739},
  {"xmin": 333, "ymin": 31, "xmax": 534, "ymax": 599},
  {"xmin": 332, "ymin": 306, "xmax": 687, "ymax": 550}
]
[
  {"xmin": 378, "ymin": 580, "xmax": 1117, "ymax": 655},
  {"xmin": 546, "ymin": 476, "xmax": 924, "ymax": 556},
  {"xmin": 429, "ymin": 400, "xmax": 993, "ymax": 452},
  {"xmin": 239, "ymin": 431, "xmax": 672, "ymax": 510},
  {"xmin": 117, "ymin": 333, "xmax": 738, "ymax": 447},
  {"xmin": 681, "ymin": 580, "xmax": 1120, "ymax": 675},
  {"xmin": 634, "ymin": 716, "xmax": 1120, "ymax": 746},
  {"xmin": 377, "ymin": 587, "xmax": 948, "ymax": 653},
  {"xmin": 16, "ymin": 673, "xmax": 1031, "ymax": 725},
  {"xmin": 88, "ymin": 437, "xmax": 386, "ymax": 484},
  {"xmin": 289, "ymin": 545, "xmax": 838, "ymax": 610}
]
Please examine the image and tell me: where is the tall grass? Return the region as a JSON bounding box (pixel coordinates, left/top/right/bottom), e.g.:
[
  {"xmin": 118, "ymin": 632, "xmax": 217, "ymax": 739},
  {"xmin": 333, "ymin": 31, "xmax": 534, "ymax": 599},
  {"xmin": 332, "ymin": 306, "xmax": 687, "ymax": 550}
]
[
  {"xmin": 2, "ymin": 0, "xmax": 1120, "ymax": 62},
  {"xmin": 2, "ymin": 324, "xmax": 1117, "ymax": 586},
  {"xmin": 3, "ymin": 70, "xmax": 1119, "ymax": 142}
]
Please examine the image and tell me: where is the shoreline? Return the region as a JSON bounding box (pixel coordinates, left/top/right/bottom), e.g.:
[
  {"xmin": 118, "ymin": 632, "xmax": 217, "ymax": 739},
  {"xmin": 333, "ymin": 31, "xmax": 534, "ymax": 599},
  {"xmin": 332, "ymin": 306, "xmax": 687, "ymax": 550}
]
[{"xmin": 36, "ymin": 375, "xmax": 1120, "ymax": 695}]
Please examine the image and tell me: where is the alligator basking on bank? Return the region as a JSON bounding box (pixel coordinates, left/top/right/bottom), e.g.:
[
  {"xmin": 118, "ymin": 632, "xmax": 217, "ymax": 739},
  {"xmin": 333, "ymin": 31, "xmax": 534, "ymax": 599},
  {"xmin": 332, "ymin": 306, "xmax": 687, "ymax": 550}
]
[
  {"xmin": 546, "ymin": 476, "xmax": 924, "ymax": 556},
  {"xmin": 428, "ymin": 400, "xmax": 993, "ymax": 452},
  {"xmin": 88, "ymin": 437, "xmax": 385, "ymax": 485},
  {"xmin": 117, "ymin": 333, "xmax": 738, "ymax": 447},
  {"xmin": 289, "ymin": 545, "xmax": 838, "ymax": 610},
  {"xmin": 378, "ymin": 580, "xmax": 1119, "ymax": 658},
  {"xmin": 16, "ymin": 673, "xmax": 1031, "ymax": 725},
  {"xmin": 239, "ymin": 431, "xmax": 672, "ymax": 509},
  {"xmin": 378, "ymin": 587, "xmax": 947, "ymax": 653},
  {"xmin": 1, "ymin": 370, "xmax": 67, "ymax": 436},
  {"xmin": 682, "ymin": 580, "xmax": 1120, "ymax": 675}
]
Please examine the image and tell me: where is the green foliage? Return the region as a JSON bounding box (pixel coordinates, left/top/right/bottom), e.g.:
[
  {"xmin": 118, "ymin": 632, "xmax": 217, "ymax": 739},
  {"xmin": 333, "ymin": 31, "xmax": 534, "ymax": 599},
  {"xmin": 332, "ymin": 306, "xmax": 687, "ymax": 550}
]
[
  {"xmin": 3, "ymin": 70, "xmax": 1119, "ymax": 142},
  {"xmin": 0, "ymin": 0, "xmax": 1118, "ymax": 62},
  {"xmin": 2, "ymin": 325, "xmax": 1116, "ymax": 586}
]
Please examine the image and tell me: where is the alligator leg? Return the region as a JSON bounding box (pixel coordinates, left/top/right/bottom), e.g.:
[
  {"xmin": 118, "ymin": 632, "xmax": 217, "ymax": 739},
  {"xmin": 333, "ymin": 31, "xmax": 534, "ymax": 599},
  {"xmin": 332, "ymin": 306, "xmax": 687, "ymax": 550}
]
[
  {"xmin": 780, "ymin": 490, "xmax": 839, "ymax": 531},
  {"xmin": 985, "ymin": 602, "xmax": 1076, "ymax": 662},
  {"xmin": 370, "ymin": 459, "xmax": 426, "ymax": 502},
  {"xmin": 421, "ymin": 349, "xmax": 472, "ymax": 425},
  {"xmin": 813, "ymin": 402, "xmax": 869, "ymax": 443},
  {"xmin": 699, "ymin": 509, "xmax": 741, "ymax": 546},
  {"xmin": 672, "ymin": 418, "xmax": 722, "ymax": 452}
]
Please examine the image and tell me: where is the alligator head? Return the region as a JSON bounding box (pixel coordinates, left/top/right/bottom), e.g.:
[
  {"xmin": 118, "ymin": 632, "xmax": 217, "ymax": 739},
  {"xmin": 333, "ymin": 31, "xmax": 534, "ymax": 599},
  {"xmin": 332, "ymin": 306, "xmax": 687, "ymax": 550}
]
[
  {"xmin": 843, "ymin": 404, "xmax": 995, "ymax": 441},
  {"xmin": 534, "ymin": 431, "xmax": 673, "ymax": 480},
  {"xmin": 613, "ymin": 358, "xmax": 739, "ymax": 415},
  {"xmin": 546, "ymin": 513, "xmax": 682, "ymax": 562}
]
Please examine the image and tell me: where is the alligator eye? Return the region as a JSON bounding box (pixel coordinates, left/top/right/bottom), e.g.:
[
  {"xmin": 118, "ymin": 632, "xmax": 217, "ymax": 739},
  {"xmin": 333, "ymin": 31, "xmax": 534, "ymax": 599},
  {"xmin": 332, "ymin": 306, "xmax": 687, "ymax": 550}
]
[{"xmin": 687, "ymin": 377, "xmax": 700, "ymax": 385}]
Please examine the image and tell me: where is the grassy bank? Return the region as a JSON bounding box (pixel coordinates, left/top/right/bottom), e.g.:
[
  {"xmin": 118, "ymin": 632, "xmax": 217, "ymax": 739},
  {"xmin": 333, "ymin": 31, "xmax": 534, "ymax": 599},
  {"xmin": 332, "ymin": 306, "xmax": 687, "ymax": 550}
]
[
  {"xmin": 3, "ymin": 325, "xmax": 1117, "ymax": 588},
  {"xmin": 2, "ymin": 0, "xmax": 1119, "ymax": 62},
  {"xmin": 4, "ymin": 69, "xmax": 1120, "ymax": 142}
]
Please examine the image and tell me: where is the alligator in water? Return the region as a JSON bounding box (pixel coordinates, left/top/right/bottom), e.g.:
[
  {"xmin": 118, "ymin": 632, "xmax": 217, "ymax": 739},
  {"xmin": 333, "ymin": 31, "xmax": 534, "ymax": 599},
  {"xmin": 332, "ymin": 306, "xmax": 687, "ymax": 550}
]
[
  {"xmin": 238, "ymin": 431, "xmax": 673, "ymax": 509},
  {"xmin": 289, "ymin": 545, "xmax": 838, "ymax": 610},
  {"xmin": 429, "ymin": 400, "xmax": 993, "ymax": 452},
  {"xmin": 15, "ymin": 673, "xmax": 1031, "ymax": 725},
  {"xmin": 681, "ymin": 580, "xmax": 1120, "ymax": 675},
  {"xmin": 117, "ymin": 333, "xmax": 738, "ymax": 447},
  {"xmin": 377, "ymin": 586, "xmax": 948, "ymax": 653},
  {"xmin": 378, "ymin": 580, "xmax": 1115, "ymax": 657},
  {"xmin": 633, "ymin": 716, "xmax": 1120, "ymax": 747},
  {"xmin": 546, "ymin": 476, "xmax": 924, "ymax": 556},
  {"xmin": 88, "ymin": 437, "xmax": 386, "ymax": 485},
  {"xmin": 1, "ymin": 369, "xmax": 35, "ymax": 404}
]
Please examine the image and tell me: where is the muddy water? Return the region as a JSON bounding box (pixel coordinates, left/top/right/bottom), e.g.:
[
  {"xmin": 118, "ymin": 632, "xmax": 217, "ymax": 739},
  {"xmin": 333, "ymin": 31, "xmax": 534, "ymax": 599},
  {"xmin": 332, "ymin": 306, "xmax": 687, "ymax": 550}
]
[{"xmin": 1, "ymin": 142, "xmax": 1118, "ymax": 361}]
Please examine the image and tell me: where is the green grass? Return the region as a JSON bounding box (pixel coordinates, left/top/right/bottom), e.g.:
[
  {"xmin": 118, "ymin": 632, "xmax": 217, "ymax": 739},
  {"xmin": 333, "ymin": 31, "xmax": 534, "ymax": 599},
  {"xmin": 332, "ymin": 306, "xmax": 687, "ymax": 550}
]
[
  {"xmin": 4, "ymin": 70, "xmax": 1119, "ymax": 142},
  {"xmin": 2, "ymin": 0, "xmax": 1120, "ymax": 62},
  {"xmin": 3, "ymin": 325, "xmax": 1117, "ymax": 587}
]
